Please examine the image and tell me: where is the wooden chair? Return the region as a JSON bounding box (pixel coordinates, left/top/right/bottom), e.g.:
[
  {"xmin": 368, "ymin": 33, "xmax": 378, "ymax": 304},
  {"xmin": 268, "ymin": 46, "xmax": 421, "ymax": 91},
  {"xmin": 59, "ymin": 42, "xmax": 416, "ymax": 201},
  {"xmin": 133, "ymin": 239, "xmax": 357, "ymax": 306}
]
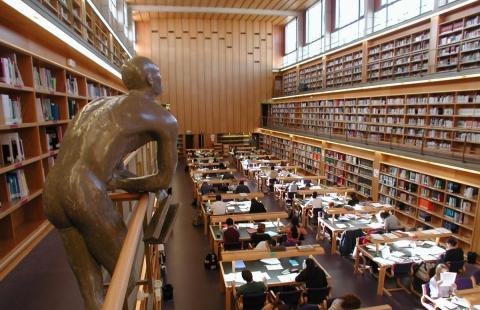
[
  {"xmin": 420, "ymin": 283, "xmax": 435, "ymax": 310},
  {"xmin": 301, "ymin": 287, "xmax": 330, "ymax": 308},
  {"xmin": 383, "ymin": 262, "xmax": 415, "ymax": 296},
  {"xmin": 235, "ymin": 292, "xmax": 268, "ymax": 310},
  {"xmin": 271, "ymin": 289, "xmax": 302, "ymax": 308}
]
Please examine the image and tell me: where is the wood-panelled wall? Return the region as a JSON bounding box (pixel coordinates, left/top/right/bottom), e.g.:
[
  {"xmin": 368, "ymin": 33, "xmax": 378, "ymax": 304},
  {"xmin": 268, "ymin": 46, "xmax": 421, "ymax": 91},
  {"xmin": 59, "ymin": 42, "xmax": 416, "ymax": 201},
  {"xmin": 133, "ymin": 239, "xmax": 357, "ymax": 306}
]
[{"xmin": 136, "ymin": 18, "xmax": 274, "ymax": 134}]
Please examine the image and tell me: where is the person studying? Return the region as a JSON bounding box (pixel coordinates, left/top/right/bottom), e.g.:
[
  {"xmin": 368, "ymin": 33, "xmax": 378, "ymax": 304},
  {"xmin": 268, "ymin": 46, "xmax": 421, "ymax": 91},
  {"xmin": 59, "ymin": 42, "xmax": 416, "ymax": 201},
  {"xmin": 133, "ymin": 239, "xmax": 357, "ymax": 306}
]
[
  {"xmin": 429, "ymin": 263, "xmax": 457, "ymax": 298},
  {"xmin": 223, "ymin": 218, "xmax": 240, "ymax": 244},
  {"xmin": 235, "ymin": 180, "xmax": 251, "ymax": 194},
  {"xmin": 295, "ymin": 258, "xmax": 328, "ymax": 289},
  {"xmin": 380, "ymin": 211, "xmax": 403, "ymax": 232},
  {"xmin": 211, "ymin": 195, "xmax": 227, "ymax": 215},
  {"xmin": 236, "ymin": 270, "xmax": 266, "ymax": 296}
]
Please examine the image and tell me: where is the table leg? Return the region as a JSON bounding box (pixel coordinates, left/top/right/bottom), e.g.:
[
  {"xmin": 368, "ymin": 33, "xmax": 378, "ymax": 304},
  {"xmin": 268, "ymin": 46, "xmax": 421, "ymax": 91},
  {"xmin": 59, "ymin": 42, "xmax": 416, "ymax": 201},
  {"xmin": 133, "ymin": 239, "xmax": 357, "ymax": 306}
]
[
  {"xmin": 331, "ymin": 231, "xmax": 337, "ymax": 255},
  {"xmin": 225, "ymin": 287, "xmax": 232, "ymax": 310},
  {"xmin": 214, "ymin": 240, "xmax": 220, "ymax": 257},
  {"xmin": 354, "ymin": 246, "xmax": 360, "ymax": 274},
  {"xmin": 377, "ymin": 266, "xmax": 386, "ymax": 295},
  {"xmin": 204, "ymin": 214, "xmax": 208, "ymax": 235}
]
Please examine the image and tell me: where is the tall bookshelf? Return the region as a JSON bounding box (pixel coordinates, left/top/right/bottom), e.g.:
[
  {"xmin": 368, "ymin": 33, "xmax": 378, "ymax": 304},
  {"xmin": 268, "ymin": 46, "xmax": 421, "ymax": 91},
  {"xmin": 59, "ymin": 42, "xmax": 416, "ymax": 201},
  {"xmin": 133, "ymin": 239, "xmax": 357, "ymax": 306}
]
[
  {"xmin": 0, "ymin": 41, "xmax": 123, "ymax": 273},
  {"xmin": 324, "ymin": 150, "xmax": 374, "ymax": 198},
  {"xmin": 437, "ymin": 11, "xmax": 480, "ymax": 72},
  {"xmin": 379, "ymin": 163, "xmax": 478, "ymax": 252},
  {"xmin": 282, "ymin": 71, "xmax": 297, "ymax": 96},
  {"xmin": 267, "ymin": 90, "xmax": 480, "ymax": 163},
  {"xmin": 325, "ymin": 50, "xmax": 363, "ymax": 88},
  {"xmin": 298, "ymin": 62, "xmax": 323, "ymax": 92},
  {"xmin": 367, "ymin": 29, "xmax": 430, "ymax": 81},
  {"xmin": 291, "ymin": 141, "xmax": 322, "ymax": 175}
]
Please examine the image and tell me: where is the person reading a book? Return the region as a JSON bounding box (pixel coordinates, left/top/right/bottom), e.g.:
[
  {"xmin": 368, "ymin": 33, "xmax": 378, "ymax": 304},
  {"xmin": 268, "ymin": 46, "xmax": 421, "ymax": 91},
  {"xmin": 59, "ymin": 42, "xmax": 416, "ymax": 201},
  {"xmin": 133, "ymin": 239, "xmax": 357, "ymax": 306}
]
[
  {"xmin": 429, "ymin": 263, "xmax": 457, "ymax": 298},
  {"xmin": 43, "ymin": 57, "xmax": 178, "ymax": 309},
  {"xmin": 438, "ymin": 237, "xmax": 464, "ymax": 264},
  {"xmin": 211, "ymin": 195, "xmax": 227, "ymax": 215},
  {"xmin": 223, "ymin": 217, "xmax": 240, "ymax": 244},
  {"xmin": 250, "ymin": 223, "xmax": 271, "ymax": 246},
  {"xmin": 236, "ymin": 269, "xmax": 267, "ymax": 296}
]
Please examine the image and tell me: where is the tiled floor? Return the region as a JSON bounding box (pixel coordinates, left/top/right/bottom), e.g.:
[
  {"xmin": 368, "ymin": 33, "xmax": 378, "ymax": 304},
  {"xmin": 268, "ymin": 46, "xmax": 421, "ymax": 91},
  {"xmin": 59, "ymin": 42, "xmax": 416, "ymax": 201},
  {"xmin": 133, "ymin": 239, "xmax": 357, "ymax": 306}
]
[{"xmin": 2, "ymin": 160, "xmax": 475, "ymax": 310}]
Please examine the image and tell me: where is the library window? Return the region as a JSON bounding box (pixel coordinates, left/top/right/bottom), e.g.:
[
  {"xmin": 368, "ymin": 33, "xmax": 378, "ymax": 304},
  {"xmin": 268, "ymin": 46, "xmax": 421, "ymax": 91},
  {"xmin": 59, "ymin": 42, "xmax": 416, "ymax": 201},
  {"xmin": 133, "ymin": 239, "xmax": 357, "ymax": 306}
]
[
  {"xmin": 306, "ymin": 1, "xmax": 324, "ymax": 44},
  {"xmin": 335, "ymin": 0, "xmax": 364, "ymax": 30},
  {"xmin": 109, "ymin": 0, "xmax": 117, "ymax": 19},
  {"xmin": 285, "ymin": 18, "xmax": 298, "ymax": 55},
  {"xmin": 374, "ymin": 0, "xmax": 434, "ymax": 32},
  {"xmin": 439, "ymin": 0, "xmax": 461, "ymax": 6}
]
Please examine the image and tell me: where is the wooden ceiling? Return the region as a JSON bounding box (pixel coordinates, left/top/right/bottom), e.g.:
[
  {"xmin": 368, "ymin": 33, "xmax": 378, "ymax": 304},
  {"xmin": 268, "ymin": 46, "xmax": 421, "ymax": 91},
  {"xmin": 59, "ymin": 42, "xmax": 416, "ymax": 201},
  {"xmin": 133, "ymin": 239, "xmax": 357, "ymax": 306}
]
[{"xmin": 130, "ymin": 0, "xmax": 318, "ymax": 24}]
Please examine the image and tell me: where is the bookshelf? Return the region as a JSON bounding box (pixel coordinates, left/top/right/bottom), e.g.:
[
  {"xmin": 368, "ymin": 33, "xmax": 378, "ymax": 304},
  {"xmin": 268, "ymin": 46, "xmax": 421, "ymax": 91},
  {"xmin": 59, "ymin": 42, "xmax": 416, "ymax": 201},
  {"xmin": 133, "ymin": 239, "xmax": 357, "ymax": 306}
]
[
  {"xmin": 0, "ymin": 41, "xmax": 124, "ymax": 274},
  {"xmin": 291, "ymin": 141, "xmax": 322, "ymax": 175},
  {"xmin": 325, "ymin": 50, "xmax": 363, "ymax": 88},
  {"xmin": 379, "ymin": 163, "xmax": 478, "ymax": 252},
  {"xmin": 282, "ymin": 70, "xmax": 297, "ymax": 96},
  {"xmin": 38, "ymin": 0, "xmax": 130, "ymax": 69},
  {"xmin": 177, "ymin": 134, "xmax": 184, "ymax": 158},
  {"xmin": 437, "ymin": 12, "xmax": 480, "ymax": 72},
  {"xmin": 298, "ymin": 62, "xmax": 323, "ymax": 92},
  {"xmin": 324, "ymin": 150, "xmax": 374, "ymax": 198},
  {"xmin": 367, "ymin": 29, "xmax": 430, "ymax": 81},
  {"xmin": 267, "ymin": 90, "xmax": 480, "ymax": 163}
]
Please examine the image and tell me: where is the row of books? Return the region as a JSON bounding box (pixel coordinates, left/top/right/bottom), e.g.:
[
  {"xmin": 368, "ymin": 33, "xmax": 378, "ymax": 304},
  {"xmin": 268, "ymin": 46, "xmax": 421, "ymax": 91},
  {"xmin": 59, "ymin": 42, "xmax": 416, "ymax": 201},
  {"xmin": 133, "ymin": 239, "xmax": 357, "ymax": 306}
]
[
  {"xmin": 33, "ymin": 67, "xmax": 57, "ymax": 91},
  {"xmin": 46, "ymin": 127, "xmax": 62, "ymax": 151},
  {"xmin": 35, "ymin": 98, "xmax": 60, "ymax": 121},
  {"xmin": 0, "ymin": 54, "xmax": 23, "ymax": 86},
  {"xmin": 66, "ymin": 76, "xmax": 79, "ymax": 96},
  {"xmin": 6, "ymin": 169, "xmax": 29, "ymax": 201},
  {"xmin": 0, "ymin": 132, "xmax": 25, "ymax": 165},
  {"xmin": 0, "ymin": 94, "xmax": 22, "ymax": 125},
  {"xmin": 87, "ymin": 83, "xmax": 110, "ymax": 98}
]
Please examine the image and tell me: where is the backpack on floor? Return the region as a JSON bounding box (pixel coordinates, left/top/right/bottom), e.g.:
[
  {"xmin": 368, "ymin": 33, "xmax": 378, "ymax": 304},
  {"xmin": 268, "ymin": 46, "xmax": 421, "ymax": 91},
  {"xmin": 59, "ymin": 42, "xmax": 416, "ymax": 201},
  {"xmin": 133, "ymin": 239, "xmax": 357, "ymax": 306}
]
[
  {"xmin": 204, "ymin": 253, "xmax": 218, "ymax": 270},
  {"xmin": 162, "ymin": 284, "xmax": 174, "ymax": 300}
]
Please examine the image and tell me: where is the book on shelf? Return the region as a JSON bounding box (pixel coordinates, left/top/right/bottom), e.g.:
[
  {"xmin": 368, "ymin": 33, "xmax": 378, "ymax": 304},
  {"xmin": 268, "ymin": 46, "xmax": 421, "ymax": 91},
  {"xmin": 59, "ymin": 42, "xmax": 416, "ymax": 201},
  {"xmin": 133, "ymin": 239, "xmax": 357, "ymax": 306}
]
[
  {"xmin": 66, "ymin": 76, "xmax": 79, "ymax": 96},
  {"xmin": 0, "ymin": 53, "xmax": 24, "ymax": 86},
  {"xmin": 34, "ymin": 67, "xmax": 57, "ymax": 91},
  {"xmin": 68, "ymin": 99, "xmax": 79, "ymax": 119},
  {"xmin": 0, "ymin": 94, "xmax": 22, "ymax": 125},
  {"xmin": 35, "ymin": 97, "xmax": 60, "ymax": 121},
  {"xmin": 5, "ymin": 169, "xmax": 29, "ymax": 201},
  {"xmin": 46, "ymin": 126, "xmax": 63, "ymax": 150},
  {"xmin": 0, "ymin": 132, "xmax": 25, "ymax": 165}
]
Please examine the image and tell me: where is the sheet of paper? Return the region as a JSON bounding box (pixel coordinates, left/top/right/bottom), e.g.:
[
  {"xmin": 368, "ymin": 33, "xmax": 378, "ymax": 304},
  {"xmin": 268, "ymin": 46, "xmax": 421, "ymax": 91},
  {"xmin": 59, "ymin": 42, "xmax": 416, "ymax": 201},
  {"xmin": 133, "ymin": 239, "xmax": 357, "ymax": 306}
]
[
  {"xmin": 440, "ymin": 272, "xmax": 457, "ymax": 286},
  {"xmin": 260, "ymin": 258, "xmax": 281, "ymax": 265},
  {"xmin": 265, "ymin": 264, "xmax": 283, "ymax": 271},
  {"xmin": 373, "ymin": 257, "xmax": 394, "ymax": 265},
  {"xmin": 235, "ymin": 260, "xmax": 246, "ymax": 269},
  {"xmin": 262, "ymin": 222, "xmax": 275, "ymax": 228},
  {"xmin": 370, "ymin": 234, "xmax": 384, "ymax": 240},
  {"xmin": 335, "ymin": 223, "xmax": 347, "ymax": 228},
  {"xmin": 252, "ymin": 271, "xmax": 264, "ymax": 282}
]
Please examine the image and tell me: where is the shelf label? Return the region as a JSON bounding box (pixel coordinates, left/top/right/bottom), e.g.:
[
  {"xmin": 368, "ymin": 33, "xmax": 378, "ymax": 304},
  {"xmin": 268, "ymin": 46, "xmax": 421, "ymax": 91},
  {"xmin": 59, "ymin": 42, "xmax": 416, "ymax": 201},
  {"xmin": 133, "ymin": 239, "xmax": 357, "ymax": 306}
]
[
  {"xmin": 9, "ymin": 124, "xmax": 18, "ymax": 128},
  {"xmin": 14, "ymin": 162, "xmax": 23, "ymax": 168},
  {"xmin": 21, "ymin": 197, "xmax": 28, "ymax": 205}
]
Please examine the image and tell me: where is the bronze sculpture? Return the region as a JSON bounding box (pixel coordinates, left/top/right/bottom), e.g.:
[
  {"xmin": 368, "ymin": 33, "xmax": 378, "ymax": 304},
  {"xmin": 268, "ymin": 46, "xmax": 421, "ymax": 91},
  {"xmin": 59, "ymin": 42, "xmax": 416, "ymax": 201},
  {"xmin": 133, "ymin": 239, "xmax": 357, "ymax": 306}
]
[{"xmin": 43, "ymin": 57, "xmax": 178, "ymax": 309}]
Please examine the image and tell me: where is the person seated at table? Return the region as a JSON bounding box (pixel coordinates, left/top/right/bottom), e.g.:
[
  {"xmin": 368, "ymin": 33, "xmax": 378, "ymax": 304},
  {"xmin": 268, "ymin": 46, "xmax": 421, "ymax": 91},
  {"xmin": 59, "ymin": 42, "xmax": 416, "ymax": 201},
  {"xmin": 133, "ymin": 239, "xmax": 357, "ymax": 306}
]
[
  {"xmin": 219, "ymin": 162, "xmax": 227, "ymax": 169},
  {"xmin": 347, "ymin": 192, "xmax": 360, "ymax": 206},
  {"xmin": 223, "ymin": 217, "xmax": 240, "ymax": 244},
  {"xmin": 284, "ymin": 216, "xmax": 306, "ymax": 245},
  {"xmin": 278, "ymin": 169, "xmax": 290, "ymax": 177},
  {"xmin": 360, "ymin": 196, "xmax": 373, "ymax": 206},
  {"xmin": 250, "ymin": 223, "xmax": 272, "ymax": 246},
  {"xmin": 236, "ymin": 269, "xmax": 266, "ymax": 296},
  {"xmin": 328, "ymin": 294, "xmax": 361, "ymax": 310},
  {"xmin": 295, "ymin": 258, "xmax": 328, "ymax": 289},
  {"xmin": 250, "ymin": 198, "xmax": 267, "ymax": 213},
  {"xmin": 429, "ymin": 263, "xmax": 456, "ymax": 298},
  {"xmin": 235, "ymin": 180, "xmax": 251, "ymax": 194},
  {"xmin": 243, "ymin": 156, "xmax": 251, "ymax": 167},
  {"xmin": 438, "ymin": 237, "xmax": 464, "ymax": 264},
  {"xmin": 306, "ymin": 191, "xmax": 323, "ymax": 217},
  {"xmin": 222, "ymin": 171, "xmax": 235, "ymax": 180},
  {"xmin": 380, "ymin": 211, "xmax": 403, "ymax": 232},
  {"xmin": 200, "ymin": 181, "xmax": 212, "ymax": 195},
  {"xmin": 211, "ymin": 195, "xmax": 227, "ymax": 215}
]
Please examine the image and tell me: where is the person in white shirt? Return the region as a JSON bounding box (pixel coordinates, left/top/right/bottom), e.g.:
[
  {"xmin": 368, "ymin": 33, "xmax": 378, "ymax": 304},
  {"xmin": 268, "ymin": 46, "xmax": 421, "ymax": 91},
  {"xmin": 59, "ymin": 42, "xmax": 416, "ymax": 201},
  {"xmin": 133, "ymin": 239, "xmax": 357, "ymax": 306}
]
[
  {"xmin": 429, "ymin": 264, "xmax": 456, "ymax": 298},
  {"xmin": 267, "ymin": 165, "xmax": 278, "ymax": 179},
  {"xmin": 288, "ymin": 182, "xmax": 298, "ymax": 193},
  {"xmin": 307, "ymin": 192, "xmax": 323, "ymax": 210},
  {"xmin": 380, "ymin": 211, "xmax": 403, "ymax": 232},
  {"xmin": 210, "ymin": 195, "xmax": 227, "ymax": 215}
]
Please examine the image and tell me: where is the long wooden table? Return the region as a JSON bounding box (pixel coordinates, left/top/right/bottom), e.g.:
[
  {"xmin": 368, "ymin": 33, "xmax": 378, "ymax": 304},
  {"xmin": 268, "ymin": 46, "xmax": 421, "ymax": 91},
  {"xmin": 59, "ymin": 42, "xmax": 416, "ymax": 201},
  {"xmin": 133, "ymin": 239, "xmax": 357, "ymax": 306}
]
[
  {"xmin": 354, "ymin": 228, "xmax": 452, "ymax": 296},
  {"xmin": 219, "ymin": 246, "xmax": 328, "ymax": 310}
]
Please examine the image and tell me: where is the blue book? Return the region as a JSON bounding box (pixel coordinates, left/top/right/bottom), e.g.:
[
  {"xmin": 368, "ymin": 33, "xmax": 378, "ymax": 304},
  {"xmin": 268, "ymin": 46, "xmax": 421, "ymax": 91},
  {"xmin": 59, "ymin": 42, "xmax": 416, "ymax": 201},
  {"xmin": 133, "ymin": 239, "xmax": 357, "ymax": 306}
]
[
  {"xmin": 51, "ymin": 103, "xmax": 59, "ymax": 120},
  {"xmin": 235, "ymin": 260, "xmax": 246, "ymax": 269},
  {"xmin": 289, "ymin": 259, "xmax": 299, "ymax": 267}
]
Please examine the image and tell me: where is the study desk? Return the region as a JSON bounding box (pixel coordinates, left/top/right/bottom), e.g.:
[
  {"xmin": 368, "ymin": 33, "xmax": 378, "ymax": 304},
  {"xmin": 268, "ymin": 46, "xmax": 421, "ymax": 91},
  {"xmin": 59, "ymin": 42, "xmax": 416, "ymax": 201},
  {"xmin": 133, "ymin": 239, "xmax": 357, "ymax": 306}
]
[
  {"xmin": 219, "ymin": 247, "xmax": 328, "ymax": 310},
  {"xmin": 209, "ymin": 221, "xmax": 285, "ymax": 256},
  {"xmin": 454, "ymin": 287, "xmax": 480, "ymax": 309},
  {"xmin": 295, "ymin": 195, "xmax": 348, "ymax": 228},
  {"xmin": 187, "ymin": 161, "xmax": 224, "ymax": 167},
  {"xmin": 317, "ymin": 215, "xmax": 383, "ymax": 254},
  {"xmin": 354, "ymin": 239, "xmax": 447, "ymax": 295},
  {"xmin": 191, "ymin": 168, "xmax": 237, "ymax": 176},
  {"xmin": 202, "ymin": 200, "xmax": 252, "ymax": 235},
  {"xmin": 187, "ymin": 156, "xmax": 224, "ymax": 163}
]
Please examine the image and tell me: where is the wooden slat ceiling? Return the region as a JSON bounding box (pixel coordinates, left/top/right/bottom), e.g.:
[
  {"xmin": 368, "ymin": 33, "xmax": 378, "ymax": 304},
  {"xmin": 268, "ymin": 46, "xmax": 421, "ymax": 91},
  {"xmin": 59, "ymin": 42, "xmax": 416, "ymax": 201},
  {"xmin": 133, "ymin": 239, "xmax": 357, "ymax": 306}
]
[{"xmin": 130, "ymin": 0, "xmax": 318, "ymax": 24}]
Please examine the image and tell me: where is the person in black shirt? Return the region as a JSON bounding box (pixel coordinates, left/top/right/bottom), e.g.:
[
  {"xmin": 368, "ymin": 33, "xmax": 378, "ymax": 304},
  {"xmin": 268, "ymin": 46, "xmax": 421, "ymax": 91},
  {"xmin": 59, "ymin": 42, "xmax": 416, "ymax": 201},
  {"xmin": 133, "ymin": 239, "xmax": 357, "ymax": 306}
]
[
  {"xmin": 347, "ymin": 192, "xmax": 360, "ymax": 206},
  {"xmin": 439, "ymin": 237, "xmax": 464, "ymax": 263},
  {"xmin": 250, "ymin": 223, "xmax": 271, "ymax": 246},
  {"xmin": 200, "ymin": 181, "xmax": 212, "ymax": 195},
  {"xmin": 249, "ymin": 198, "xmax": 266, "ymax": 213},
  {"xmin": 295, "ymin": 258, "xmax": 328, "ymax": 289},
  {"xmin": 235, "ymin": 180, "xmax": 251, "ymax": 194}
]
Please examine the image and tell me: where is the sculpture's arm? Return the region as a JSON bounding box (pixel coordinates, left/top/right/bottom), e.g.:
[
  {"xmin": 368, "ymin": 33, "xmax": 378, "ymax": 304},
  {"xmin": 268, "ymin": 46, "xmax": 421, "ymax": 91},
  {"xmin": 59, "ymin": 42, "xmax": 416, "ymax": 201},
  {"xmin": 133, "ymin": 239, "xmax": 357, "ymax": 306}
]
[{"xmin": 109, "ymin": 112, "xmax": 178, "ymax": 193}]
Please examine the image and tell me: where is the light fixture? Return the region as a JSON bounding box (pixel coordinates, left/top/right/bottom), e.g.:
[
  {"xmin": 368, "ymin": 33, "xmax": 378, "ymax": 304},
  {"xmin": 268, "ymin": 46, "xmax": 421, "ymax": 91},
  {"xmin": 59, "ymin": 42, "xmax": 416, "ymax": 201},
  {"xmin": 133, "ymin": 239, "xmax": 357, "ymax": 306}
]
[{"xmin": 4, "ymin": 0, "xmax": 121, "ymax": 79}]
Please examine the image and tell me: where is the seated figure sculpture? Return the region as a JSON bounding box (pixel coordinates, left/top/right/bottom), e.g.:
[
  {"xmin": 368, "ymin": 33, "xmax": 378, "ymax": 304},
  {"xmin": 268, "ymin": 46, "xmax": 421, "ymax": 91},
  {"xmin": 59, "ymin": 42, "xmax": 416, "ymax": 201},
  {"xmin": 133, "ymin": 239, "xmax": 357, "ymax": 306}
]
[{"xmin": 43, "ymin": 57, "xmax": 178, "ymax": 309}]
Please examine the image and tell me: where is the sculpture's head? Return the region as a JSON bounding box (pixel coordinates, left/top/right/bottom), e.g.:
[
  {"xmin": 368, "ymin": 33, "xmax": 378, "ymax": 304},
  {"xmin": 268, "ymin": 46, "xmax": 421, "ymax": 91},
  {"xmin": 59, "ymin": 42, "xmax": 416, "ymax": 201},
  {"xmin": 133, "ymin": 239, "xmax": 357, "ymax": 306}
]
[{"xmin": 121, "ymin": 57, "xmax": 162, "ymax": 96}]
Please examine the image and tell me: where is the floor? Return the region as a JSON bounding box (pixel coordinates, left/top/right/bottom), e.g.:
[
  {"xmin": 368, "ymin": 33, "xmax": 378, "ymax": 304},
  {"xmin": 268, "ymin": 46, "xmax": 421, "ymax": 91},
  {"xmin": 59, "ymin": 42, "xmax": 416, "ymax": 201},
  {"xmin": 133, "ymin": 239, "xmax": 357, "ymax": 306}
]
[{"xmin": 1, "ymin": 160, "xmax": 470, "ymax": 310}]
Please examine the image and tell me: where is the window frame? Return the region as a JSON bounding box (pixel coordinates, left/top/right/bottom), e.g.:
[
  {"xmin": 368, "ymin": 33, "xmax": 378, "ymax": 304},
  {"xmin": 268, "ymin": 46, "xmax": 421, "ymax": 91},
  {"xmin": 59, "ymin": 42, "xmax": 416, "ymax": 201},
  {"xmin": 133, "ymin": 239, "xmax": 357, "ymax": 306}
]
[
  {"xmin": 334, "ymin": 0, "xmax": 365, "ymax": 31},
  {"xmin": 306, "ymin": 1, "xmax": 324, "ymax": 44},
  {"xmin": 284, "ymin": 18, "xmax": 298, "ymax": 56}
]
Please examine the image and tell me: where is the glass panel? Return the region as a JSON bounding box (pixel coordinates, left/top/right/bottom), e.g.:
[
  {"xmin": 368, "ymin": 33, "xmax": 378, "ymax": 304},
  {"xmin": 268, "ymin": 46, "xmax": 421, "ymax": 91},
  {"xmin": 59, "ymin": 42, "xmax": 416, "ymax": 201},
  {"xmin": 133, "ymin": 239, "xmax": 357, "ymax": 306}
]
[
  {"xmin": 306, "ymin": 1, "xmax": 323, "ymax": 43},
  {"xmin": 285, "ymin": 19, "xmax": 298, "ymax": 54}
]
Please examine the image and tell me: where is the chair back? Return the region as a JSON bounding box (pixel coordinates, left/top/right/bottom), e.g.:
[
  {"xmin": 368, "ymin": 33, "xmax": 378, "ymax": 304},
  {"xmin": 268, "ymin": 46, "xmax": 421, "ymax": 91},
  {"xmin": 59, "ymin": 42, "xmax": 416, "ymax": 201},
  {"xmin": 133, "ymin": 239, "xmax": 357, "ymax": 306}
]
[
  {"xmin": 287, "ymin": 192, "xmax": 296, "ymax": 199},
  {"xmin": 420, "ymin": 283, "xmax": 435, "ymax": 310},
  {"xmin": 306, "ymin": 287, "xmax": 330, "ymax": 304},
  {"xmin": 471, "ymin": 270, "xmax": 480, "ymax": 286},
  {"xmin": 448, "ymin": 260, "xmax": 465, "ymax": 273},
  {"xmin": 277, "ymin": 290, "xmax": 301, "ymax": 306},
  {"xmin": 455, "ymin": 277, "xmax": 473, "ymax": 290},
  {"xmin": 422, "ymin": 283, "xmax": 430, "ymax": 297},
  {"xmin": 241, "ymin": 292, "xmax": 266, "ymax": 310},
  {"xmin": 224, "ymin": 242, "xmax": 242, "ymax": 251},
  {"xmin": 394, "ymin": 262, "xmax": 413, "ymax": 277}
]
